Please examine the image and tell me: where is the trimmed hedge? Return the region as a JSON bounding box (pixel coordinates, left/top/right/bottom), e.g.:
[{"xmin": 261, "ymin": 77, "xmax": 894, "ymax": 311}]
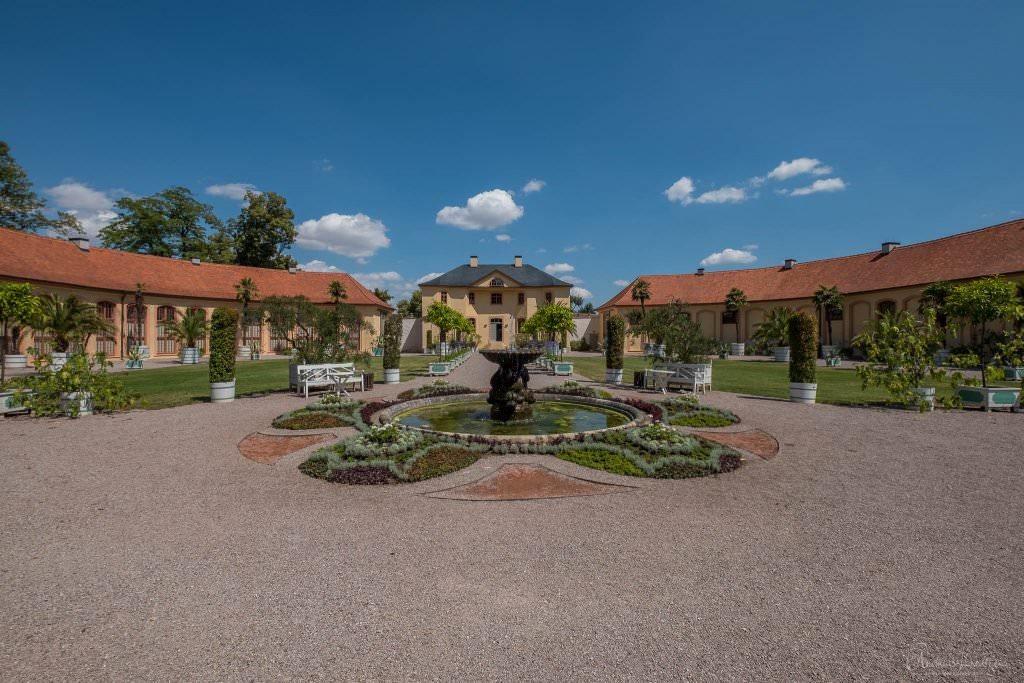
[
  {"xmin": 788, "ymin": 312, "xmax": 817, "ymax": 384},
  {"xmin": 209, "ymin": 307, "xmax": 238, "ymax": 384},
  {"xmin": 606, "ymin": 314, "xmax": 625, "ymax": 370},
  {"xmin": 382, "ymin": 314, "xmax": 402, "ymax": 371}
]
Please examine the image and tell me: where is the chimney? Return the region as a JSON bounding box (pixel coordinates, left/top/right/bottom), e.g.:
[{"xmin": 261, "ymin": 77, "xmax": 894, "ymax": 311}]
[
  {"xmin": 288, "ymin": 266, "xmax": 297, "ymax": 274},
  {"xmin": 514, "ymin": 255, "xmax": 523, "ymax": 268},
  {"xmin": 696, "ymin": 267, "xmax": 705, "ymax": 276},
  {"xmin": 881, "ymin": 241, "xmax": 900, "ymax": 255},
  {"xmin": 191, "ymin": 257, "xmax": 201, "ymax": 265},
  {"xmin": 784, "ymin": 258, "xmax": 797, "ymax": 270},
  {"xmin": 68, "ymin": 236, "xmax": 90, "ymax": 251},
  {"xmin": 469, "ymin": 255, "xmax": 478, "ymax": 268}
]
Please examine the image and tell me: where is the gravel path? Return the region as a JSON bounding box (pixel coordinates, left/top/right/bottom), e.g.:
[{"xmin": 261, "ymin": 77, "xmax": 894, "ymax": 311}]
[{"xmin": 1, "ymin": 357, "xmax": 1021, "ymax": 681}]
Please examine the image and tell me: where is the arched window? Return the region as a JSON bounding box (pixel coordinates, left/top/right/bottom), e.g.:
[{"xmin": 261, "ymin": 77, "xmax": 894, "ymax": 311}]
[
  {"xmin": 242, "ymin": 315, "xmax": 262, "ymax": 349},
  {"xmin": 156, "ymin": 306, "xmax": 178, "ymax": 355},
  {"xmin": 96, "ymin": 302, "xmax": 116, "ymax": 355},
  {"xmin": 126, "ymin": 304, "xmax": 148, "ymax": 348},
  {"xmin": 490, "ymin": 278, "xmax": 505, "ymax": 287},
  {"xmin": 877, "ymin": 300, "xmax": 897, "ymax": 318}
]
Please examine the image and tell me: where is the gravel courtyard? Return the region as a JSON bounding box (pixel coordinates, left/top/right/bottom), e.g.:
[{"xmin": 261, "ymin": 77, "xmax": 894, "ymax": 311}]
[{"xmin": 1, "ymin": 360, "xmax": 1021, "ymax": 680}]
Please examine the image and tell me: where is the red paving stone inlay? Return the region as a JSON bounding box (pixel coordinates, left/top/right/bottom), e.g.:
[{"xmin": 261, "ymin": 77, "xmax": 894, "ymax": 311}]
[
  {"xmin": 694, "ymin": 429, "xmax": 780, "ymax": 460},
  {"xmin": 238, "ymin": 432, "xmax": 334, "ymax": 465},
  {"xmin": 428, "ymin": 463, "xmax": 636, "ymax": 501}
]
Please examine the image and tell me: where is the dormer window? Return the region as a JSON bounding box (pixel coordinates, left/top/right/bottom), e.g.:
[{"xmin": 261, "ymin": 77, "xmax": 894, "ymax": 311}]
[{"xmin": 490, "ymin": 278, "xmax": 505, "ymax": 287}]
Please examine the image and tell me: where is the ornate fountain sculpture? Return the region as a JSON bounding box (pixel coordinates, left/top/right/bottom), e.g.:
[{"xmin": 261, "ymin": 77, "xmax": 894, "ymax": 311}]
[{"xmin": 481, "ymin": 348, "xmax": 544, "ymax": 422}]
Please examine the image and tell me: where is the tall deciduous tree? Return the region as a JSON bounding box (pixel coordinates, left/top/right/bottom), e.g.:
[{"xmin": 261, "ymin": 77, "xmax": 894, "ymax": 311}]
[
  {"xmin": 372, "ymin": 288, "xmax": 392, "ymax": 305},
  {"xmin": 230, "ymin": 191, "xmax": 296, "ymax": 269},
  {"xmin": 100, "ymin": 187, "xmax": 226, "ymax": 260},
  {"xmin": 423, "ymin": 301, "xmax": 473, "ymax": 355},
  {"xmin": 945, "ymin": 276, "xmax": 1024, "ymax": 387},
  {"xmin": 396, "ymin": 291, "xmax": 422, "ymax": 318},
  {"xmin": 0, "ymin": 141, "xmax": 81, "ymax": 235}
]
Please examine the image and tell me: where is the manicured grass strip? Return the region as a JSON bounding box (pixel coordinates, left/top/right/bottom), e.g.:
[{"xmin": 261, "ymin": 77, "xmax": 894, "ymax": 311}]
[
  {"xmin": 568, "ymin": 355, "xmax": 986, "ymax": 406},
  {"xmin": 119, "ymin": 354, "xmax": 437, "ymax": 410}
]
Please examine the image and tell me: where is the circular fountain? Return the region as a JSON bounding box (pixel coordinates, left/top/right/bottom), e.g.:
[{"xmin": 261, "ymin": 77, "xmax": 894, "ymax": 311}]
[{"xmin": 374, "ymin": 347, "xmax": 649, "ymax": 441}]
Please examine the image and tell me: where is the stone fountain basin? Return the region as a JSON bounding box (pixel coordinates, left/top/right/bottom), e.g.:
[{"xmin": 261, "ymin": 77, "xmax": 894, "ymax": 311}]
[{"xmin": 371, "ymin": 393, "xmax": 651, "ymax": 444}]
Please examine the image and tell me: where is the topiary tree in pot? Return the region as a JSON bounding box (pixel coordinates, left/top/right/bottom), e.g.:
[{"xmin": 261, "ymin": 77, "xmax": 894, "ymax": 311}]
[
  {"xmin": 168, "ymin": 308, "xmax": 207, "ymax": 364},
  {"xmin": 381, "ymin": 314, "xmax": 402, "ymax": 384},
  {"xmin": 0, "ymin": 282, "xmax": 40, "ymax": 383},
  {"xmin": 787, "ymin": 312, "xmax": 818, "ymax": 403},
  {"xmin": 209, "ymin": 307, "xmax": 239, "ymax": 403},
  {"xmin": 724, "ymin": 287, "xmax": 748, "ymax": 354},
  {"xmin": 853, "ymin": 310, "xmax": 946, "ymax": 411},
  {"xmin": 752, "ymin": 306, "xmax": 793, "ymax": 361},
  {"xmin": 605, "ymin": 314, "xmax": 625, "ymax": 384}
]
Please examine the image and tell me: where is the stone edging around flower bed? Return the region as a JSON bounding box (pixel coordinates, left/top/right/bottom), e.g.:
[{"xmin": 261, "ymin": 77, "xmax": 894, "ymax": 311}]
[{"xmin": 370, "ymin": 392, "xmax": 652, "ymax": 444}]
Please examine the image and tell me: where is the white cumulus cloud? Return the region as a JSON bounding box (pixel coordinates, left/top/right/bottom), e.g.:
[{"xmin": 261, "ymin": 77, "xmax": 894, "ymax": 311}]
[
  {"xmin": 785, "ymin": 177, "xmax": 848, "ymax": 197},
  {"xmin": 665, "ymin": 177, "xmax": 747, "ymax": 205},
  {"xmin": 563, "ymin": 243, "xmax": 592, "ymax": 253},
  {"xmin": 299, "ymin": 259, "xmax": 340, "ymax": 272},
  {"xmin": 765, "ymin": 158, "xmax": 832, "ymax": 182},
  {"xmin": 206, "ymin": 183, "xmax": 257, "ymax": 200},
  {"xmin": 416, "ymin": 272, "xmax": 445, "ymax": 284},
  {"xmin": 522, "ymin": 179, "xmax": 546, "ymax": 194},
  {"xmin": 44, "ymin": 180, "xmax": 118, "ymax": 237},
  {"xmin": 543, "ymin": 262, "xmax": 575, "ymax": 275},
  {"xmin": 613, "ymin": 279, "xmax": 632, "ymax": 287},
  {"xmin": 561, "ymin": 275, "xmax": 584, "ymax": 285},
  {"xmin": 296, "ymin": 213, "xmax": 391, "ymax": 262},
  {"xmin": 436, "ymin": 189, "xmax": 524, "ymax": 230},
  {"xmin": 571, "ymin": 287, "xmax": 593, "ymax": 300},
  {"xmin": 700, "ymin": 247, "xmax": 758, "ymax": 267},
  {"xmin": 353, "ymin": 271, "xmax": 417, "ymax": 299},
  {"xmin": 495, "ymin": 234, "xmax": 512, "ymax": 242}
]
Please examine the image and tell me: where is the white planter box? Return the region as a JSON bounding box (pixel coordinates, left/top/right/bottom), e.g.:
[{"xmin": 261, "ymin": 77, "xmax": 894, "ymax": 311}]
[
  {"xmin": 383, "ymin": 368, "xmax": 400, "ymax": 384},
  {"xmin": 605, "ymin": 368, "xmax": 623, "ymax": 385},
  {"xmin": 789, "ymin": 382, "xmax": 817, "ymax": 404},
  {"xmin": 180, "ymin": 347, "xmax": 200, "ymax": 364},
  {"xmin": 773, "ymin": 347, "xmax": 791, "ymax": 362},
  {"xmin": 210, "ymin": 379, "xmax": 236, "ymax": 403},
  {"xmin": 956, "ymin": 386, "xmax": 1020, "ymax": 412},
  {"xmin": 1, "ymin": 390, "xmax": 30, "ymax": 415},
  {"xmin": 237, "ymin": 346, "xmax": 252, "ymax": 360},
  {"xmin": 50, "ymin": 352, "xmax": 69, "ymax": 371},
  {"xmin": 3, "ymin": 354, "xmax": 28, "ymax": 370},
  {"xmin": 61, "ymin": 391, "xmax": 93, "ymax": 417},
  {"xmin": 910, "ymin": 386, "xmax": 936, "ymax": 411},
  {"xmin": 730, "ymin": 343, "xmax": 745, "ymax": 356}
]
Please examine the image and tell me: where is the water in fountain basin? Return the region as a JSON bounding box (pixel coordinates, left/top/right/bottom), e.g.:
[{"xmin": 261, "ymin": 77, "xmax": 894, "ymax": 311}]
[{"xmin": 395, "ymin": 400, "xmax": 630, "ymax": 436}]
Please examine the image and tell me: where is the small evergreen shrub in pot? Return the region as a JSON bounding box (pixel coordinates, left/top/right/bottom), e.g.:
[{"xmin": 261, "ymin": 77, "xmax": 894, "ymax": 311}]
[
  {"xmin": 209, "ymin": 307, "xmax": 238, "ymax": 403},
  {"xmin": 853, "ymin": 310, "xmax": 946, "ymax": 411},
  {"xmin": 605, "ymin": 314, "xmax": 625, "ymax": 384},
  {"xmin": 382, "ymin": 314, "xmax": 402, "ymax": 384},
  {"xmin": 787, "ymin": 312, "xmax": 817, "ymax": 404}
]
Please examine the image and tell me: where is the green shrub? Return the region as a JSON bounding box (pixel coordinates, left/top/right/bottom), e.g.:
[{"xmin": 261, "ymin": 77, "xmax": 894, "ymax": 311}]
[
  {"xmin": 209, "ymin": 307, "xmax": 238, "ymax": 384},
  {"xmin": 382, "ymin": 314, "xmax": 402, "ymax": 371},
  {"xmin": 606, "ymin": 314, "xmax": 625, "ymax": 369},
  {"xmin": 275, "ymin": 411, "xmax": 346, "ymax": 430},
  {"xmin": 325, "ymin": 463, "xmax": 401, "ymax": 485},
  {"xmin": 15, "ymin": 352, "xmax": 139, "ymax": 416},
  {"xmin": 652, "ymin": 459, "xmax": 712, "ymax": 479},
  {"xmin": 298, "ymin": 451, "xmax": 330, "ymax": 479},
  {"xmin": 555, "ymin": 448, "xmax": 646, "ymax": 477},
  {"xmin": 788, "ymin": 312, "xmax": 817, "ymax": 384},
  {"xmin": 669, "ymin": 410, "xmax": 737, "ymax": 428}
]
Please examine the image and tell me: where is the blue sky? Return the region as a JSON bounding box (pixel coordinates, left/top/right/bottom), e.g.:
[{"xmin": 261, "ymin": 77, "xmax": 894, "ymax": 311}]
[{"xmin": 4, "ymin": 1, "xmax": 1022, "ymax": 305}]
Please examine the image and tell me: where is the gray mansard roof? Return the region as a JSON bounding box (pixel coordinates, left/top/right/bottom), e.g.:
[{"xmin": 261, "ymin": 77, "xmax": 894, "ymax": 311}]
[{"xmin": 419, "ymin": 263, "xmax": 572, "ymax": 288}]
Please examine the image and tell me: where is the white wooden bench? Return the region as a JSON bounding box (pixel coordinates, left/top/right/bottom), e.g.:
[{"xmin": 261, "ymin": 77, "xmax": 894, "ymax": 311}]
[
  {"xmin": 291, "ymin": 363, "xmax": 364, "ymax": 398},
  {"xmin": 650, "ymin": 363, "xmax": 713, "ymax": 394}
]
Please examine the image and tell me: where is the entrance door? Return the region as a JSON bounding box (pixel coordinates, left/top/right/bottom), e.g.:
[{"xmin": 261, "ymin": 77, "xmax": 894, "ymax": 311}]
[{"xmin": 490, "ymin": 318, "xmax": 503, "ymax": 344}]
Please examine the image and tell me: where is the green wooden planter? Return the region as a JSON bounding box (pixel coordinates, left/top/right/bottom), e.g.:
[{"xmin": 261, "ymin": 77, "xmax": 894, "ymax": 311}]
[
  {"xmin": 956, "ymin": 386, "xmax": 1021, "ymax": 412},
  {"xmin": 1003, "ymin": 366, "xmax": 1024, "ymax": 381}
]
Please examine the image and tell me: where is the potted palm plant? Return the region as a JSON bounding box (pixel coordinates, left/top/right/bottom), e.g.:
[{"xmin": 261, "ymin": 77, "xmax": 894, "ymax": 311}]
[
  {"xmin": 125, "ymin": 346, "xmax": 145, "ymax": 369},
  {"xmin": 209, "ymin": 307, "xmax": 238, "ymax": 403},
  {"xmin": 753, "ymin": 307, "xmax": 793, "ymax": 362},
  {"xmin": 788, "ymin": 312, "xmax": 817, "ymax": 403},
  {"xmin": 0, "ymin": 282, "xmax": 40, "ymax": 382},
  {"xmin": 605, "ymin": 314, "xmax": 625, "ymax": 384},
  {"xmin": 382, "ymin": 314, "xmax": 402, "ymax": 383},
  {"xmin": 234, "ymin": 277, "xmax": 259, "ymax": 360},
  {"xmin": 813, "ymin": 284, "xmax": 844, "ymax": 359},
  {"xmin": 31, "ymin": 294, "xmax": 111, "ymax": 370},
  {"xmin": 168, "ymin": 308, "xmax": 207, "ymax": 364},
  {"xmin": 724, "ymin": 287, "xmax": 748, "ymax": 356}
]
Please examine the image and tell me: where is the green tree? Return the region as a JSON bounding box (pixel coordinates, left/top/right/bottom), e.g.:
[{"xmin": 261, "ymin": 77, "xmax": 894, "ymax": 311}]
[
  {"xmin": 631, "ymin": 279, "xmax": 651, "ymax": 317},
  {"xmin": 396, "ymin": 290, "xmax": 423, "ymax": 318},
  {"xmin": 724, "ymin": 287, "xmax": 748, "ymax": 343},
  {"xmin": 918, "ymin": 281, "xmax": 954, "ymax": 334},
  {"xmin": 230, "ymin": 190, "xmax": 296, "ymax": 269},
  {"xmin": 100, "ymin": 187, "xmax": 223, "ymax": 260},
  {"xmin": 579, "ymin": 302, "xmax": 596, "ymax": 314},
  {"xmin": 381, "ymin": 314, "xmax": 402, "ymax": 371},
  {"xmin": 328, "ymin": 280, "xmax": 347, "ymax": 305},
  {"xmin": 0, "ymin": 141, "xmax": 50, "ymax": 233},
  {"xmin": 521, "ymin": 302, "xmax": 576, "ymax": 347},
  {"xmin": 570, "ymin": 293, "xmax": 584, "ymax": 312},
  {"xmin": 854, "ymin": 310, "xmax": 946, "ymax": 410},
  {"xmin": 631, "ymin": 299, "xmax": 714, "ymax": 364},
  {"xmin": 234, "ymin": 277, "xmax": 260, "ymax": 346},
  {"xmin": 812, "ymin": 285, "xmax": 843, "ymax": 347},
  {"xmin": 31, "ymin": 294, "xmax": 112, "ymax": 354},
  {"xmin": 751, "ymin": 306, "xmax": 793, "ymax": 351},
  {"xmin": 372, "ymin": 288, "xmax": 392, "ymax": 305},
  {"xmin": 260, "ymin": 294, "xmax": 363, "ymax": 364},
  {"xmin": 0, "ymin": 282, "xmax": 40, "ymax": 383},
  {"xmin": 423, "ymin": 301, "xmax": 473, "ymax": 355},
  {"xmin": 945, "ymin": 276, "xmax": 1024, "ymax": 387},
  {"xmin": 209, "ymin": 308, "xmax": 238, "ymax": 384},
  {"xmin": 605, "ymin": 314, "xmax": 625, "ymax": 370}
]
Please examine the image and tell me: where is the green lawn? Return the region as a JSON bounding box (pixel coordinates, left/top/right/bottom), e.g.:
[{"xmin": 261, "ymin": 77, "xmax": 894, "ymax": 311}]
[
  {"xmin": 568, "ymin": 355, "xmax": 971, "ymax": 406},
  {"xmin": 120, "ymin": 354, "xmax": 436, "ymax": 410}
]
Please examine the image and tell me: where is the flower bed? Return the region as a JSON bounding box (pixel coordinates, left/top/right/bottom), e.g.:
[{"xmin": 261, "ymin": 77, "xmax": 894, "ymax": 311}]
[
  {"xmin": 660, "ymin": 395, "xmax": 739, "ymax": 428},
  {"xmin": 272, "ymin": 395, "xmax": 363, "ymax": 430},
  {"xmin": 396, "ymin": 380, "xmax": 477, "ymax": 401}
]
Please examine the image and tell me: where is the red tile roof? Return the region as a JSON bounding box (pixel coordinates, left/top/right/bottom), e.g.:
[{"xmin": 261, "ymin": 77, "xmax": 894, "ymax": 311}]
[
  {"xmin": 599, "ymin": 219, "xmax": 1024, "ymax": 309},
  {"xmin": 0, "ymin": 228, "xmax": 390, "ymax": 308}
]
